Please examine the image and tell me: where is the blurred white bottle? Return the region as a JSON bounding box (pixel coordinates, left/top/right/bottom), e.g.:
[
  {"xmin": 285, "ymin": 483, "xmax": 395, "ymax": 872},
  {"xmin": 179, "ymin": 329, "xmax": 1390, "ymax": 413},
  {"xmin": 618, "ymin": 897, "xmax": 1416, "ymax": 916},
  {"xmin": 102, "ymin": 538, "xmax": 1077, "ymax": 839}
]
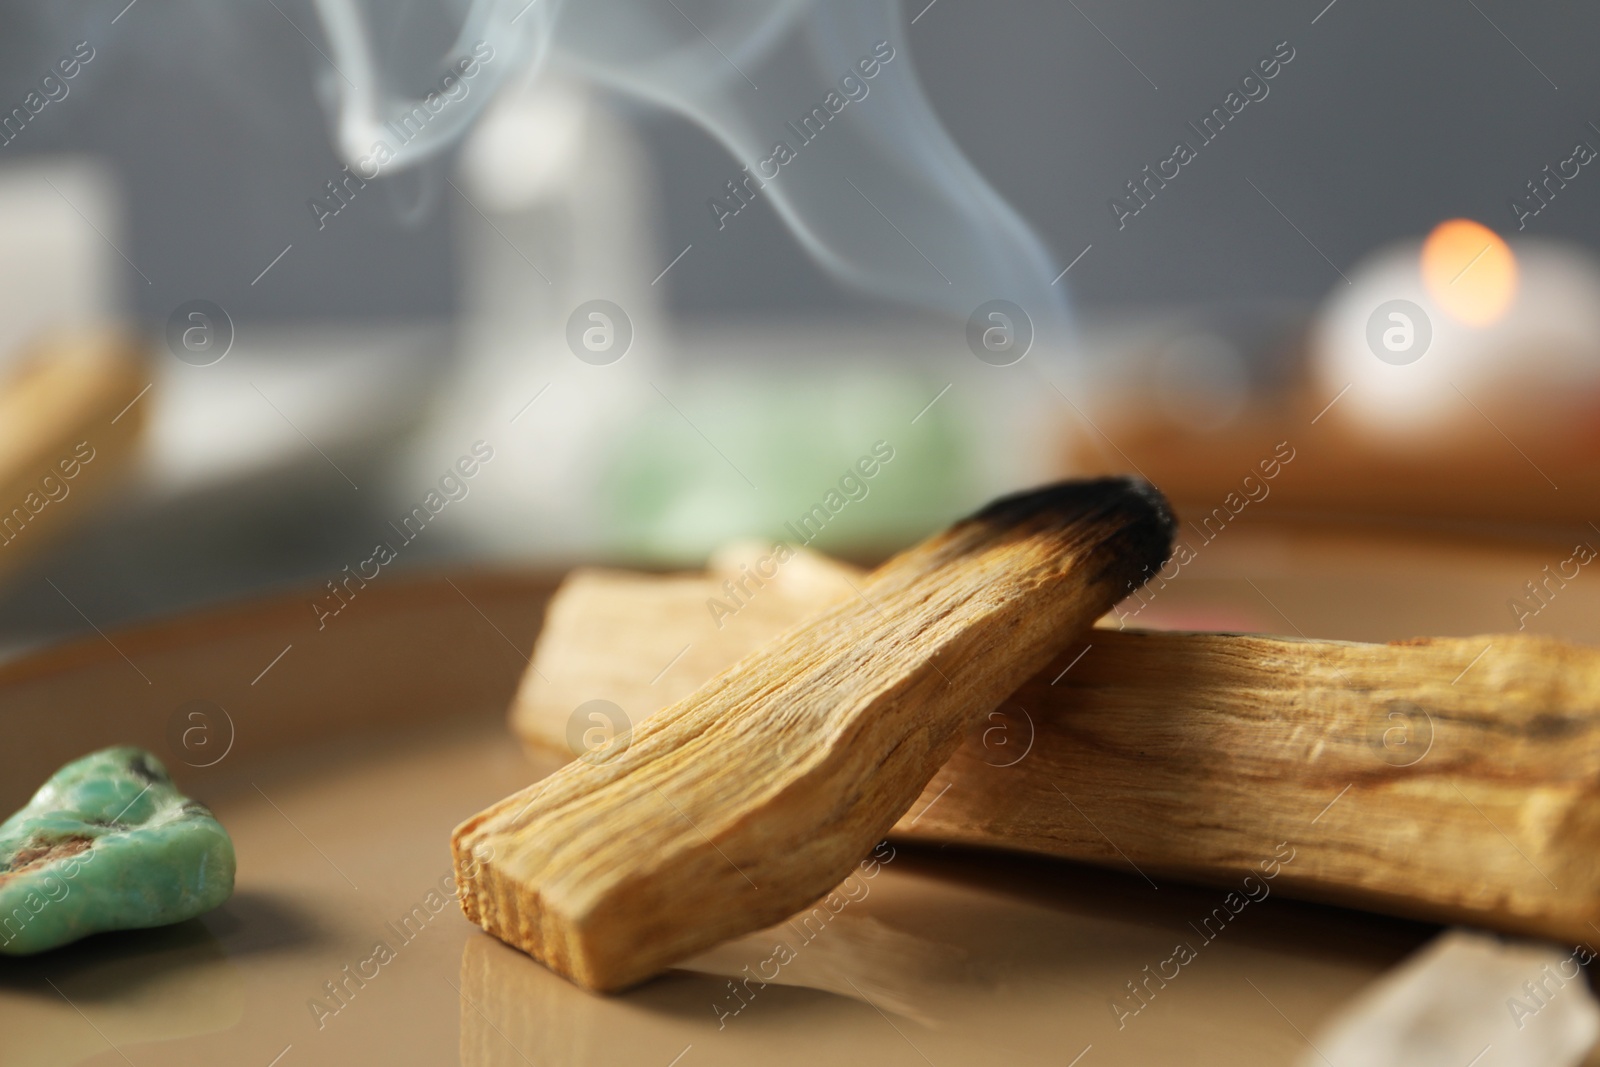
[{"xmin": 402, "ymin": 70, "xmax": 671, "ymax": 561}]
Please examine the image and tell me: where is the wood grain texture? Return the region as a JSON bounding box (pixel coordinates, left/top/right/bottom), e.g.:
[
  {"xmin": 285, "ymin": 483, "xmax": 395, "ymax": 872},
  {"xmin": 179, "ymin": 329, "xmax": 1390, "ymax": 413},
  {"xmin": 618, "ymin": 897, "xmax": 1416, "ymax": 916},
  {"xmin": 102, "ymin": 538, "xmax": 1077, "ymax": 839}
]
[
  {"xmin": 916, "ymin": 629, "xmax": 1600, "ymax": 944},
  {"xmin": 452, "ymin": 478, "xmax": 1177, "ymax": 991},
  {"xmin": 506, "ymin": 541, "xmax": 865, "ymax": 759},
  {"xmin": 512, "ymin": 557, "xmax": 1600, "ymax": 946}
]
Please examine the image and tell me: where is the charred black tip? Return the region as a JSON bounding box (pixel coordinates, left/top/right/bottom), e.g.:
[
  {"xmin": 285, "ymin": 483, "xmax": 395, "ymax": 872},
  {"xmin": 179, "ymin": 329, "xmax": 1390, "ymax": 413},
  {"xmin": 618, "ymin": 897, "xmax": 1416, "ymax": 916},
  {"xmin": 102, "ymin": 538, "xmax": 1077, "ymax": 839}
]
[{"xmin": 964, "ymin": 476, "xmax": 1177, "ymax": 592}]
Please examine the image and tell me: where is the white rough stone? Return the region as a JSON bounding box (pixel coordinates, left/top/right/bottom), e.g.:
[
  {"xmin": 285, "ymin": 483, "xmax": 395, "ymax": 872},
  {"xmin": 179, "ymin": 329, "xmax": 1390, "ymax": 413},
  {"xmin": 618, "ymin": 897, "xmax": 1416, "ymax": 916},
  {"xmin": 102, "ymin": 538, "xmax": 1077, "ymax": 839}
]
[{"xmin": 1305, "ymin": 928, "xmax": 1599, "ymax": 1067}]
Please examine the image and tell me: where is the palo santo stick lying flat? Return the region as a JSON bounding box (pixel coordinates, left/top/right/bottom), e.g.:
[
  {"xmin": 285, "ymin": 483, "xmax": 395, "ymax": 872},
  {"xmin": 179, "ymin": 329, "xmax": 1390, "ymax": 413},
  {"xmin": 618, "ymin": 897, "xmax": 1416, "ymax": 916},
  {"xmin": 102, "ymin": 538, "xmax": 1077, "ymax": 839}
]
[
  {"xmin": 453, "ymin": 478, "xmax": 1176, "ymax": 991},
  {"xmin": 511, "ymin": 557, "xmax": 1600, "ymax": 946},
  {"xmin": 509, "ymin": 541, "xmax": 869, "ymax": 751},
  {"xmin": 918, "ymin": 629, "xmax": 1600, "ymax": 944}
]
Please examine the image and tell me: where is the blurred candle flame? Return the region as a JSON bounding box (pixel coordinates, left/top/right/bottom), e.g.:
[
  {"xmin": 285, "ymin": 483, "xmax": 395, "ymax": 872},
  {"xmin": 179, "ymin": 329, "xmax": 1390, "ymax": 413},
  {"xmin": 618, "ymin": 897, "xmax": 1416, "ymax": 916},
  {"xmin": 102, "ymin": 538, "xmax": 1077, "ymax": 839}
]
[{"xmin": 1420, "ymin": 218, "xmax": 1517, "ymax": 327}]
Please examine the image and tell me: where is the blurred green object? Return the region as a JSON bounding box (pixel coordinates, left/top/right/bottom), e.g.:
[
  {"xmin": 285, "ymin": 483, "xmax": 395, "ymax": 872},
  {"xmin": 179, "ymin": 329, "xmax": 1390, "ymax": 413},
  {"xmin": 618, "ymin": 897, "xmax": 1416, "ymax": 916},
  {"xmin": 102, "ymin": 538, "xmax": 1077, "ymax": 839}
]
[{"xmin": 601, "ymin": 371, "xmax": 976, "ymax": 563}]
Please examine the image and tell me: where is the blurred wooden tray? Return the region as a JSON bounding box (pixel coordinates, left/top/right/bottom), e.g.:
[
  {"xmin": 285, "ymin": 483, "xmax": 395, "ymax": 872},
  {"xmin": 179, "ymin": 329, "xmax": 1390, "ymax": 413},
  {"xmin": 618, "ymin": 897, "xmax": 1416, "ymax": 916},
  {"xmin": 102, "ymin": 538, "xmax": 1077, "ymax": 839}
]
[{"xmin": 1063, "ymin": 395, "xmax": 1600, "ymax": 525}]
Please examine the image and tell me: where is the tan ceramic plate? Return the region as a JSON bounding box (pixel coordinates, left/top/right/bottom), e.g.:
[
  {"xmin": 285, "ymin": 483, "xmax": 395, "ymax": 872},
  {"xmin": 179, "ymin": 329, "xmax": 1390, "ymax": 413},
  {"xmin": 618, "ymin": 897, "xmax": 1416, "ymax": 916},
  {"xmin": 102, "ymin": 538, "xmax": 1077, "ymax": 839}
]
[{"xmin": 3, "ymin": 523, "xmax": 1598, "ymax": 1066}]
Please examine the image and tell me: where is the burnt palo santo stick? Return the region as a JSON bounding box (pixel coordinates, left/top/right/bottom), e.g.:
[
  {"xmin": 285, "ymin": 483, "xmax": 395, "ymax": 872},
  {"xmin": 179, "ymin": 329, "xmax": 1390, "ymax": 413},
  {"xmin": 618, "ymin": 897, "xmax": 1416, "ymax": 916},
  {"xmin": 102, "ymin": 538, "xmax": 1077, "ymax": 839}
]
[
  {"xmin": 452, "ymin": 478, "xmax": 1176, "ymax": 991},
  {"xmin": 512, "ymin": 560, "xmax": 1600, "ymax": 945}
]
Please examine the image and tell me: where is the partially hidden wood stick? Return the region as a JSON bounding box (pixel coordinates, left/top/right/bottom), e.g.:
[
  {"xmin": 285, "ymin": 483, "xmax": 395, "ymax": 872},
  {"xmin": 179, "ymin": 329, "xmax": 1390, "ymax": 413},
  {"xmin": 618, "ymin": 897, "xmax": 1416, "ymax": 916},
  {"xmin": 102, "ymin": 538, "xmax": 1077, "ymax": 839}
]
[
  {"xmin": 511, "ymin": 556, "xmax": 1600, "ymax": 947},
  {"xmin": 452, "ymin": 478, "xmax": 1176, "ymax": 991}
]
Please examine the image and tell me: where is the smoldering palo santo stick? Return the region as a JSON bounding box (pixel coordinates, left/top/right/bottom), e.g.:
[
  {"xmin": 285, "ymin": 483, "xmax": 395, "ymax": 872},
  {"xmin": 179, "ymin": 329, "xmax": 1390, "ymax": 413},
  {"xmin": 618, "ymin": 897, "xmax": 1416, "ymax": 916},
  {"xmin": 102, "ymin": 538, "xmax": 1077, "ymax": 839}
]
[{"xmin": 452, "ymin": 477, "xmax": 1176, "ymax": 991}]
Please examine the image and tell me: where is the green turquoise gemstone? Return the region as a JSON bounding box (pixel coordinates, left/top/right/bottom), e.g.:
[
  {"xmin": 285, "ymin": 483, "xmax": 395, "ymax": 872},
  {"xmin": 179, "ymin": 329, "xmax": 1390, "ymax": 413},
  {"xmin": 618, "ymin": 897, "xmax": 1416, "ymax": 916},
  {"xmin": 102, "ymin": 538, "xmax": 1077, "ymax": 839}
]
[{"xmin": 0, "ymin": 746, "xmax": 235, "ymax": 954}]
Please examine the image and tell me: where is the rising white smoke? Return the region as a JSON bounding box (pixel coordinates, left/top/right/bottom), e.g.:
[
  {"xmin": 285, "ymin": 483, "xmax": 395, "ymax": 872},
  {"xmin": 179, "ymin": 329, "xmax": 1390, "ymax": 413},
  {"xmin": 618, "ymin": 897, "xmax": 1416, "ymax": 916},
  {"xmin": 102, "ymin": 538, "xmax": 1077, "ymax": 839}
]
[{"xmin": 312, "ymin": 0, "xmax": 1069, "ymax": 332}]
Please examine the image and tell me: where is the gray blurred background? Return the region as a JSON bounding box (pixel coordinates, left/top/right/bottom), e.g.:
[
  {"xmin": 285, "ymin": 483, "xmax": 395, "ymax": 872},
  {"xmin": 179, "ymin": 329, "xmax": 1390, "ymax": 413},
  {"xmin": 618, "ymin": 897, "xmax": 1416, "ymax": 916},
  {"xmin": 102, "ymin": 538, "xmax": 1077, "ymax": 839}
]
[
  {"xmin": 1, "ymin": 0, "xmax": 1593, "ymax": 322},
  {"xmin": 0, "ymin": 0, "xmax": 1594, "ymax": 644}
]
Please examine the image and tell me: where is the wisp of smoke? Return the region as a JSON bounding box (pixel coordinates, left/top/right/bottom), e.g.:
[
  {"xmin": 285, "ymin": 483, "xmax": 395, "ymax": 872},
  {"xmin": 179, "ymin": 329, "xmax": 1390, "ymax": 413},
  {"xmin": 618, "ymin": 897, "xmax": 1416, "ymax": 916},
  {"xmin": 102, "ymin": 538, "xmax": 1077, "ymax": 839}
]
[{"xmin": 313, "ymin": 0, "xmax": 1069, "ymax": 334}]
